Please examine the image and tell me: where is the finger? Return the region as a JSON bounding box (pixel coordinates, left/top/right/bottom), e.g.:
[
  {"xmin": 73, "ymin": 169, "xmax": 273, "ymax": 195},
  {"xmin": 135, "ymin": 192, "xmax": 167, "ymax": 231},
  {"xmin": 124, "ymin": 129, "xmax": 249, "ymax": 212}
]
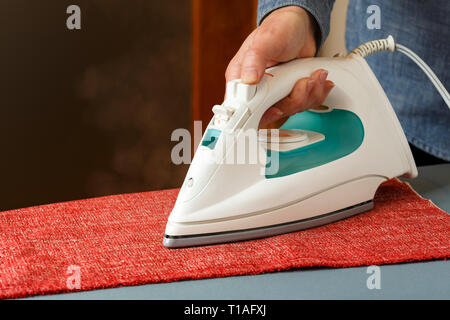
[
  {"xmin": 259, "ymin": 77, "xmax": 313, "ymax": 128},
  {"xmin": 225, "ymin": 30, "xmax": 257, "ymax": 82},
  {"xmin": 259, "ymin": 106, "xmax": 284, "ymax": 129},
  {"xmin": 310, "ymin": 69, "xmax": 328, "ymax": 84},
  {"xmin": 240, "ymin": 29, "xmax": 284, "ymax": 84},
  {"xmin": 225, "ymin": 57, "xmax": 243, "ymax": 82},
  {"xmin": 307, "ymin": 70, "xmax": 333, "ymax": 107},
  {"xmin": 240, "ymin": 50, "xmax": 266, "ymax": 84},
  {"xmin": 273, "ymin": 69, "xmax": 327, "ymax": 116},
  {"xmin": 322, "ymin": 80, "xmax": 335, "ymax": 100},
  {"xmin": 259, "ymin": 69, "xmax": 334, "ymax": 128},
  {"xmin": 260, "ymin": 80, "xmax": 335, "ymax": 129},
  {"xmin": 273, "ymin": 78, "xmax": 314, "ymax": 115}
]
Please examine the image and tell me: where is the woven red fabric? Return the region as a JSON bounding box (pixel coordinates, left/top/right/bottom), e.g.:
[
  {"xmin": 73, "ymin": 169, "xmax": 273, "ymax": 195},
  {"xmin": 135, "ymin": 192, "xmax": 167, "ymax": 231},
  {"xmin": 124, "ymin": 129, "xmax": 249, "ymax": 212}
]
[{"xmin": 0, "ymin": 179, "xmax": 449, "ymax": 299}]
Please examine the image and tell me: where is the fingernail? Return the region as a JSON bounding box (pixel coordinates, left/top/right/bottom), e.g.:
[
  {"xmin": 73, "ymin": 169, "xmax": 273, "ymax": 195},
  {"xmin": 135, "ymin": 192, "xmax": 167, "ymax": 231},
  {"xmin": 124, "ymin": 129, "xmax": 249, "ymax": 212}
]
[
  {"xmin": 307, "ymin": 80, "xmax": 315, "ymax": 93},
  {"xmin": 319, "ymin": 70, "xmax": 328, "ymax": 84},
  {"xmin": 242, "ymin": 69, "xmax": 258, "ymax": 84}
]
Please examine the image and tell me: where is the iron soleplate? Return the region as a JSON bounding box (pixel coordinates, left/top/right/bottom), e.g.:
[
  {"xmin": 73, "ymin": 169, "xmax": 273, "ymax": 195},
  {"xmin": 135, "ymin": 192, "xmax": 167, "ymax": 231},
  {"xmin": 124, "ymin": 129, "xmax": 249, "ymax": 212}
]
[{"xmin": 163, "ymin": 200, "xmax": 374, "ymax": 248}]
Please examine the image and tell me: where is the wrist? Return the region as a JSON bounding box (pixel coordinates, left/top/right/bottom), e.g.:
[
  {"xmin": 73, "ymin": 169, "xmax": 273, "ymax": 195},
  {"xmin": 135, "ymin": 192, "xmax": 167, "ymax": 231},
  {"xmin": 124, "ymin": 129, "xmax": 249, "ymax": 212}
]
[
  {"xmin": 304, "ymin": 10, "xmax": 321, "ymax": 54},
  {"xmin": 264, "ymin": 6, "xmax": 318, "ymax": 56}
]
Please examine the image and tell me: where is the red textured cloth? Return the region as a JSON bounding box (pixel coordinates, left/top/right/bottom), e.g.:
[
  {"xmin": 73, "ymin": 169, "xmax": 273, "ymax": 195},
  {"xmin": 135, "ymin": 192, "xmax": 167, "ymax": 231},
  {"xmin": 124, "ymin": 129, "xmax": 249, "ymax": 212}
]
[{"xmin": 0, "ymin": 179, "xmax": 449, "ymax": 299}]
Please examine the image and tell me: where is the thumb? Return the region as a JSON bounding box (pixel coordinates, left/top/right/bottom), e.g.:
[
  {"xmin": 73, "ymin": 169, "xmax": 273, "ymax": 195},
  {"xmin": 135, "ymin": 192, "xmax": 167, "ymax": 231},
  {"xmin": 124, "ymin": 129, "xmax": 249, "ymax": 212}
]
[
  {"xmin": 240, "ymin": 50, "xmax": 267, "ymax": 84},
  {"xmin": 240, "ymin": 32, "xmax": 279, "ymax": 84}
]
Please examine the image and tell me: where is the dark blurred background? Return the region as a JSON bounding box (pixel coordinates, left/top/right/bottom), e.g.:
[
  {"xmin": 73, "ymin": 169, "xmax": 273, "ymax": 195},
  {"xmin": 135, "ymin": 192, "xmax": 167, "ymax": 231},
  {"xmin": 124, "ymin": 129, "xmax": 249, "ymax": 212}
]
[{"xmin": 0, "ymin": 0, "xmax": 191, "ymax": 210}]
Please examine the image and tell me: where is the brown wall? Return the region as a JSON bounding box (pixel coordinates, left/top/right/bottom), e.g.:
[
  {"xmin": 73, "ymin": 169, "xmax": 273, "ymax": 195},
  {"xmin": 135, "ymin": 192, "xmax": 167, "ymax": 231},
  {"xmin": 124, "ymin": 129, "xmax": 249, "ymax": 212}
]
[
  {"xmin": 0, "ymin": 1, "xmax": 191, "ymax": 210},
  {"xmin": 192, "ymin": 0, "xmax": 258, "ymax": 127}
]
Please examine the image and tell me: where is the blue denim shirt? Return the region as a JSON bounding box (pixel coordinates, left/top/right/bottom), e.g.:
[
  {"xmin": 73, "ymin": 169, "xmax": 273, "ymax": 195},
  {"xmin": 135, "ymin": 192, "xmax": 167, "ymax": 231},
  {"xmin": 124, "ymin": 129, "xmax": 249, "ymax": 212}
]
[{"xmin": 257, "ymin": 0, "xmax": 450, "ymax": 161}]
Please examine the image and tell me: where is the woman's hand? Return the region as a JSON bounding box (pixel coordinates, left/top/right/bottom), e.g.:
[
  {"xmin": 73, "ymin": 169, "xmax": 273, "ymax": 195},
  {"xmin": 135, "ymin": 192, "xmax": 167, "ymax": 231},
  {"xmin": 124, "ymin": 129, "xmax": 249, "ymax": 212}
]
[{"xmin": 225, "ymin": 6, "xmax": 335, "ymax": 128}]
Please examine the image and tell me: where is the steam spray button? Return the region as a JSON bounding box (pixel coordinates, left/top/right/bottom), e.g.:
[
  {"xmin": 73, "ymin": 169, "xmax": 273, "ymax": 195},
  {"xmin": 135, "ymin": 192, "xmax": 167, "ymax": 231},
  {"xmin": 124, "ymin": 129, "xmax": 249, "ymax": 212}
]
[
  {"xmin": 236, "ymin": 82, "xmax": 256, "ymax": 102},
  {"xmin": 226, "ymin": 80, "xmax": 256, "ymax": 103}
]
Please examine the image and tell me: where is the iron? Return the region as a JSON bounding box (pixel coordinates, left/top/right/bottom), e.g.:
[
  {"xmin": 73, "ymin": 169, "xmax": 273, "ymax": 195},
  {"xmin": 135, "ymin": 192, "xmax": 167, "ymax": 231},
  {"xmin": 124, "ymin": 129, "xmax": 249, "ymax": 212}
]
[{"xmin": 163, "ymin": 44, "xmax": 419, "ymax": 248}]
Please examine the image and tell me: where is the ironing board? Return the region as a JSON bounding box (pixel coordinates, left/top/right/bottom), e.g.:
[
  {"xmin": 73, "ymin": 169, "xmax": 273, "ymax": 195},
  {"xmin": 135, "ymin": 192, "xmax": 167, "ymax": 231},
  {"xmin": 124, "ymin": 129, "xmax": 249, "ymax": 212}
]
[{"xmin": 25, "ymin": 164, "xmax": 450, "ymax": 300}]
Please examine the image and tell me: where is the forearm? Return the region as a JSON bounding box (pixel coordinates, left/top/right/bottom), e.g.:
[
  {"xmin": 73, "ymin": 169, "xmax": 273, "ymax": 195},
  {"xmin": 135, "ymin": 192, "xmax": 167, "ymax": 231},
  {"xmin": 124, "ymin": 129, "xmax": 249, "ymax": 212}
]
[{"xmin": 257, "ymin": 0, "xmax": 335, "ymax": 49}]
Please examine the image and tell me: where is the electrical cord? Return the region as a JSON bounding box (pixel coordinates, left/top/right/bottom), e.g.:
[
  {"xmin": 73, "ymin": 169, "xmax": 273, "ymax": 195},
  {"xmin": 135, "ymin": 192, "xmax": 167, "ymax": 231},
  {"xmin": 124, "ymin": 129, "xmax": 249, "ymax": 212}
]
[{"xmin": 349, "ymin": 35, "xmax": 450, "ymax": 109}]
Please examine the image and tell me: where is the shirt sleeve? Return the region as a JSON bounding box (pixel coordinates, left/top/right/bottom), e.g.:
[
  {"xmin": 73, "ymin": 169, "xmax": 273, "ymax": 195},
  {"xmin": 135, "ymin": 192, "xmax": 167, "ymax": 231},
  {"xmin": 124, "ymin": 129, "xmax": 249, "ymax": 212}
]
[{"xmin": 257, "ymin": 0, "xmax": 335, "ymax": 50}]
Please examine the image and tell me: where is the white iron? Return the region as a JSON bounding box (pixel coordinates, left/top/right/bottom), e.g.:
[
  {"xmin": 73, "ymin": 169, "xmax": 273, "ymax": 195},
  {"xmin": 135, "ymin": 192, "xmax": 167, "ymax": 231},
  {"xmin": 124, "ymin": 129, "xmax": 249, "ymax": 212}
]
[{"xmin": 163, "ymin": 37, "xmax": 425, "ymax": 248}]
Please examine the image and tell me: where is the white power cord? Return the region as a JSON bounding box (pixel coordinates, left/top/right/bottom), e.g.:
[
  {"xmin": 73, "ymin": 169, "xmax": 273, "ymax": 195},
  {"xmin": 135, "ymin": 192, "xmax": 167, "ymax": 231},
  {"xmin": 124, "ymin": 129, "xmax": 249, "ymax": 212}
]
[{"xmin": 349, "ymin": 35, "xmax": 450, "ymax": 109}]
